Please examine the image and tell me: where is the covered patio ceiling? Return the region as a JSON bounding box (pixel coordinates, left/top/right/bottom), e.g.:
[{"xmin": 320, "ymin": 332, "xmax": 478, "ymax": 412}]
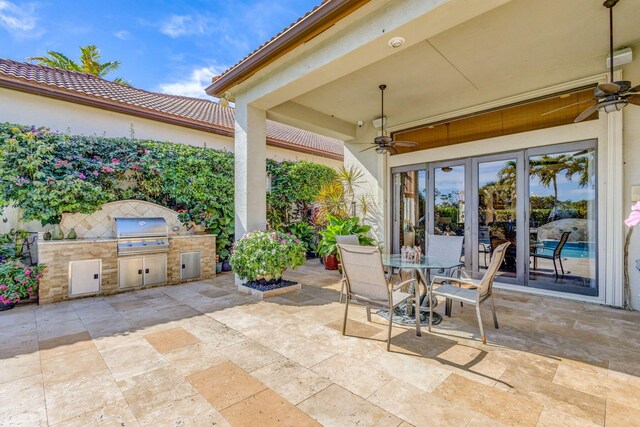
[{"xmin": 264, "ymin": 0, "xmax": 640, "ymax": 139}]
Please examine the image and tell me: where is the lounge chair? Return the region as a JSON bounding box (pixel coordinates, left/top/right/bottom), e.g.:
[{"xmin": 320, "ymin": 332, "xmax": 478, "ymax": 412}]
[{"xmin": 338, "ymin": 243, "xmax": 420, "ymax": 351}]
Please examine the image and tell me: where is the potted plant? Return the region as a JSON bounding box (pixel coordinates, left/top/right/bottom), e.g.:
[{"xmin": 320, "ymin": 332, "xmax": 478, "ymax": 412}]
[
  {"xmin": 215, "ymin": 254, "xmax": 223, "ymax": 274},
  {"xmin": 317, "ymin": 215, "xmax": 375, "ymax": 270},
  {"xmin": 0, "ymin": 260, "xmax": 44, "ymax": 310},
  {"xmin": 230, "ymin": 230, "xmax": 306, "ymax": 295}
]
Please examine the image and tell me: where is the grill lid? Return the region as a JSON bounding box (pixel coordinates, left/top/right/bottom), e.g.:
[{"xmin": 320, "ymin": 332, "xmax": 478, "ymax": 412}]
[{"xmin": 114, "ymin": 217, "xmax": 168, "ymax": 239}]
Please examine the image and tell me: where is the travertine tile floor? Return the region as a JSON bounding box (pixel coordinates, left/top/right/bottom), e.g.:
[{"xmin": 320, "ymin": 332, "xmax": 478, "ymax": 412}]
[{"xmin": 2, "ymin": 261, "xmax": 640, "ymax": 426}]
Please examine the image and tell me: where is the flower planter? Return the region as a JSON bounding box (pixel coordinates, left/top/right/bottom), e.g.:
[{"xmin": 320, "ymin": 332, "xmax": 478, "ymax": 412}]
[
  {"xmin": 222, "ymin": 260, "xmax": 231, "ymax": 272},
  {"xmin": 216, "ymin": 262, "xmax": 223, "ymax": 274},
  {"xmin": 323, "ymin": 254, "xmax": 339, "ymax": 270},
  {"xmin": 237, "ymin": 279, "xmax": 301, "ymax": 300},
  {"xmin": 0, "ymin": 301, "xmax": 15, "ymax": 311}
]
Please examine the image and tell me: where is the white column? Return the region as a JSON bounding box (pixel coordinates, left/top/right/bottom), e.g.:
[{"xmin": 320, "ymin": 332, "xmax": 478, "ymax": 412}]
[{"xmin": 234, "ymin": 102, "xmax": 267, "ymax": 240}]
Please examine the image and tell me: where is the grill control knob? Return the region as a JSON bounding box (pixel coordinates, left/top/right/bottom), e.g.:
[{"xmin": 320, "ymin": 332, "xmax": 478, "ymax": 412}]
[
  {"xmin": 142, "ymin": 242, "xmax": 147, "ymax": 246},
  {"xmin": 127, "ymin": 242, "xmax": 132, "ymax": 246}
]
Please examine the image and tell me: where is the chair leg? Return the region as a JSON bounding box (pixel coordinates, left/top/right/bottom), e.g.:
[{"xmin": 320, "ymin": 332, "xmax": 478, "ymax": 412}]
[
  {"xmin": 428, "ymin": 288, "xmax": 433, "ymax": 333},
  {"xmin": 553, "ymin": 259, "xmax": 559, "ymax": 278},
  {"xmin": 490, "ymin": 294, "xmax": 499, "ymax": 329},
  {"xmin": 559, "ymin": 257, "xmax": 565, "ymax": 275},
  {"xmin": 342, "ymin": 297, "xmax": 350, "ymax": 335},
  {"xmin": 387, "ymin": 307, "xmax": 393, "ymax": 351},
  {"xmin": 366, "ymin": 306, "xmax": 372, "ymax": 322},
  {"xmin": 476, "ymin": 304, "xmax": 486, "ymax": 344},
  {"xmin": 339, "ymin": 280, "xmax": 345, "ymax": 303}
]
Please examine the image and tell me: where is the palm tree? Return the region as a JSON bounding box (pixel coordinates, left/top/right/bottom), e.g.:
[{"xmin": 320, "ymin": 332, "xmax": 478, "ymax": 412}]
[
  {"xmin": 529, "ymin": 154, "xmax": 572, "ymax": 210},
  {"xmin": 27, "ymin": 45, "xmax": 131, "ymax": 86}
]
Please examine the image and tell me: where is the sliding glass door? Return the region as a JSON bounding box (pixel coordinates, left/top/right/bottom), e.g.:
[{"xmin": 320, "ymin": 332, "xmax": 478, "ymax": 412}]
[{"xmin": 391, "ymin": 139, "xmax": 598, "ymax": 296}]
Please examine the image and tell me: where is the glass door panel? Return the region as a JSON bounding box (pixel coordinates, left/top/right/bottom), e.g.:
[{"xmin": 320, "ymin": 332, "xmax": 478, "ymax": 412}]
[
  {"xmin": 527, "ymin": 146, "xmax": 597, "ymax": 295},
  {"xmin": 477, "ymin": 159, "xmax": 518, "ymax": 280},
  {"xmin": 392, "ymin": 169, "xmax": 426, "ymax": 253},
  {"xmin": 431, "ymin": 163, "xmax": 468, "ymax": 267}
]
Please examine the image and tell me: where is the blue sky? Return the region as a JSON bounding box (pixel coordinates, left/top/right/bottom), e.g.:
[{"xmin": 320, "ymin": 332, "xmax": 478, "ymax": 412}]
[{"xmin": 0, "ymin": 0, "xmax": 320, "ymax": 98}]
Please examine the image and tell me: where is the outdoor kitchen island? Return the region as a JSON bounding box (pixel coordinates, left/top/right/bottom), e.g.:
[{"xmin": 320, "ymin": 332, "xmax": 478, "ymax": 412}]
[{"xmin": 37, "ymin": 234, "xmax": 216, "ymax": 304}]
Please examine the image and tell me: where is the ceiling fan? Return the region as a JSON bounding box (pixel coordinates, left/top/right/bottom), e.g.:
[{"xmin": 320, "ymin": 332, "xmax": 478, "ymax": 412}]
[
  {"xmin": 358, "ymin": 85, "xmax": 418, "ymax": 155},
  {"xmin": 544, "ymin": 0, "xmax": 639, "ymax": 122}
]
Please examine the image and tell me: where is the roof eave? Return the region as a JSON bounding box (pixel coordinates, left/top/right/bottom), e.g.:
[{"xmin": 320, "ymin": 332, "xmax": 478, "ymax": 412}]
[
  {"xmin": 205, "ymin": 0, "xmax": 370, "ymax": 97},
  {"xmin": 0, "ymin": 75, "xmax": 344, "ymax": 161}
]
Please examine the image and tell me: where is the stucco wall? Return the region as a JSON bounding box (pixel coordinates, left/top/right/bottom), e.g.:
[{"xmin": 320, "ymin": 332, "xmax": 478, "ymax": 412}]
[
  {"xmin": 0, "ymin": 87, "xmax": 342, "ymax": 169},
  {"xmin": 622, "ymin": 49, "xmax": 640, "ymax": 309}
]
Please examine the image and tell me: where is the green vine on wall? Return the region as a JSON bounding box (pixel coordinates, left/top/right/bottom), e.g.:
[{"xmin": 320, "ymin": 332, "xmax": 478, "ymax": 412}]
[{"xmin": 0, "ymin": 122, "xmax": 337, "ymax": 260}]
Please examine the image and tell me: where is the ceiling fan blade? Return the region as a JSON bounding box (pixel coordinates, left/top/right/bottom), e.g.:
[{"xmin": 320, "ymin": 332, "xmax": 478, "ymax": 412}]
[
  {"xmin": 359, "ymin": 145, "xmax": 378, "ymax": 153},
  {"xmin": 541, "ymin": 99, "xmax": 595, "ymax": 116},
  {"xmin": 387, "ymin": 146, "xmax": 398, "ymax": 155},
  {"xmin": 392, "ymin": 140, "xmax": 418, "ymax": 147},
  {"xmin": 595, "ymin": 83, "xmax": 621, "ymax": 96},
  {"xmin": 628, "ymin": 95, "xmax": 640, "ymax": 106},
  {"xmin": 574, "ymin": 103, "xmax": 600, "ymax": 123}
]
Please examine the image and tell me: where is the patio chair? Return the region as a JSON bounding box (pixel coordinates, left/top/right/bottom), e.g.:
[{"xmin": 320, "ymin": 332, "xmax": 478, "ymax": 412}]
[
  {"xmin": 531, "ymin": 231, "xmax": 571, "ymax": 278},
  {"xmin": 428, "ymin": 242, "xmax": 510, "ymax": 344},
  {"xmin": 336, "ymin": 235, "xmax": 360, "ymax": 303},
  {"xmin": 337, "ymin": 243, "xmax": 420, "ymax": 351},
  {"xmin": 427, "ymin": 234, "xmax": 464, "ymax": 277}
]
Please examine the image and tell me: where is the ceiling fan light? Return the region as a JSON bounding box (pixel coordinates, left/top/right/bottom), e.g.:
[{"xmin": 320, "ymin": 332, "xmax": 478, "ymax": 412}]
[
  {"xmin": 375, "ymin": 146, "xmax": 387, "ymax": 154},
  {"xmin": 599, "ymin": 100, "xmax": 628, "ymax": 113}
]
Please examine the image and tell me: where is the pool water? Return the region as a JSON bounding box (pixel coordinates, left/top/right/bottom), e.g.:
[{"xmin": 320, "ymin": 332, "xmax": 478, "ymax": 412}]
[{"xmin": 536, "ymin": 240, "xmax": 595, "ymax": 259}]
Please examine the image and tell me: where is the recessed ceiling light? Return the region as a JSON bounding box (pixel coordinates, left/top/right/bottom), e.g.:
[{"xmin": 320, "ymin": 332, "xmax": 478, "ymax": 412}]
[{"xmin": 388, "ymin": 36, "xmax": 405, "ymax": 48}]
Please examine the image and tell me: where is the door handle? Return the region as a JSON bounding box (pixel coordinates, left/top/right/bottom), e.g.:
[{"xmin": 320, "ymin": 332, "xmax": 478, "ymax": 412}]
[
  {"xmin": 182, "ymin": 264, "xmax": 185, "ymax": 269},
  {"xmin": 93, "ymin": 274, "xmax": 99, "ymax": 280},
  {"xmin": 138, "ymin": 269, "xmax": 143, "ymax": 275},
  {"xmin": 145, "ymin": 268, "xmax": 150, "ymax": 274}
]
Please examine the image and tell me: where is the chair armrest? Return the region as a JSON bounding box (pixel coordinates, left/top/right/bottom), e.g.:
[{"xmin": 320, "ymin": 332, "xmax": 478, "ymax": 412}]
[
  {"xmin": 430, "ymin": 275, "xmax": 478, "ymax": 287},
  {"xmin": 391, "ymin": 278, "xmax": 418, "ymax": 292}
]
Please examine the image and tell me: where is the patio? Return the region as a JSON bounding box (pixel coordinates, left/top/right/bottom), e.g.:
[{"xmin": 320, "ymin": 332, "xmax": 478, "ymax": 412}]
[{"xmin": 2, "ymin": 260, "xmax": 639, "ymax": 426}]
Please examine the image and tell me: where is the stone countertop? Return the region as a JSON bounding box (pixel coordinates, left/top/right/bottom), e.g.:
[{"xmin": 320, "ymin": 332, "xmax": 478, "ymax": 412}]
[
  {"xmin": 38, "ymin": 234, "xmax": 216, "ymax": 245},
  {"xmin": 170, "ymin": 234, "xmax": 216, "ymax": 239},
  {"xmin": 38, "ymin": 238, "xmax": 117, "ymax": 245}
]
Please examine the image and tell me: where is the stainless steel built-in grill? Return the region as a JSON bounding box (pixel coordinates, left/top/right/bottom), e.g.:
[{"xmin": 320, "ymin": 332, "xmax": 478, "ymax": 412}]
[{"xmin": 114, "ymin": 217, "xmax": 169, "ymax": 256}]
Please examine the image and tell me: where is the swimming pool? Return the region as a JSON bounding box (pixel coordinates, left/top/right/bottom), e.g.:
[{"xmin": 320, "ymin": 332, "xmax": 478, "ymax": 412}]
[{"xmin": 536, "ymin": 240, "xmax": 595, "ymax": 259}]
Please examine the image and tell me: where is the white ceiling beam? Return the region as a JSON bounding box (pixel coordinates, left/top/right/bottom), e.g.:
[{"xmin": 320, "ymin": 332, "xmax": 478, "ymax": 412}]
[{"xmin": 267, "ymin": 102, "xmax": 356, "ymax": 141}]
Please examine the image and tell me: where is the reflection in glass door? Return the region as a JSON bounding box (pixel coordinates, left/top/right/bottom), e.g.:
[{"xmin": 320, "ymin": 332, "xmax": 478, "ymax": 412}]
[
  {"xmin": 475, "ymin": 157, "xmax": 520, "ymax": 282},
  {"xmin": 527, "ymin": 145, "xmax": 597, "ymax": 295},
  {"xmin": 392, "ymin": 168, "xmax": 426, "ymax": 253},
  {"xmin": 430, "ymin": 162, "xmax": 469, "ymax": 267}
]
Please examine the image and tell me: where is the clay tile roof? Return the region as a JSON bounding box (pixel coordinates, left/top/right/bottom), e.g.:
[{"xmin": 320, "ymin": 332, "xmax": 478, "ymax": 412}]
[{"xmin": 0, "ymin": 58, "xmax": 343, "ymax": 159}]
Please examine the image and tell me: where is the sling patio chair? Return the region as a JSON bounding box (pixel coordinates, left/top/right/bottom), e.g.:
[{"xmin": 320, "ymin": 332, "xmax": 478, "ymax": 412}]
[
  {"xmin": 428, "ymin": 242, "xmax": 510, "ymax": 344},
  {"xmin": 335, "ymin": 234, "xmax": 360, "ymax": 303},
  {"xmin": 426, "ymin": 234, "xmax": 464, "ymax": 278},
  {"xmin": 531, "ymin": 231, "xmax": 571, "ymax": 278},
  {"xmin": 337, "ymin": 243, "xmax": 420, "ymax": 351}
]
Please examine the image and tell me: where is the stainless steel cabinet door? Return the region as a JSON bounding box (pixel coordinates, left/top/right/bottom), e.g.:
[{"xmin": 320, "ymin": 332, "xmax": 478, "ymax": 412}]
[
  {"xmin": 180, "ymin": 252, "xmax": 201, "ymax": 280},
  {"xmin": 143, "ymin": 254, "xmax": 167, "ymax": 286},
  {"xmin": 119, "ymin": 257, "xmax": 143, "ymax": 289},
  {"xmin": 69, "ymin": 259, "xmax": 101, "ymax": 296}
]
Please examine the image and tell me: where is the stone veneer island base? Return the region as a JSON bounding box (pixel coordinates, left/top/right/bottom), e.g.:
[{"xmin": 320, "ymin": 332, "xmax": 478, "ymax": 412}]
[{"xmin": 37, "ymin": 234, "xmax": 216, "ymax": 304}]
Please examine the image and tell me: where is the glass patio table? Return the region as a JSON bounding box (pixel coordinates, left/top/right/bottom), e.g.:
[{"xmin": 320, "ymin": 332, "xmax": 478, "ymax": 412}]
[{"xmin": 380, "ymin": 254, "xmax": 464, "ymax": 331}]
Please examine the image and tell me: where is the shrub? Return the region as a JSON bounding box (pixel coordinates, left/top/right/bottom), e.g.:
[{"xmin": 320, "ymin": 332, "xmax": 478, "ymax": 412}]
[
  {"xmin": 230, "ymin": 230, "xmax": 306, "ymax": 282},
  {"xmin": 317, "ymin": 215, "xmax": 375, "ymax": 258},
  {"xmin": 286, "ymin": 221, "xmax": 317, "ymax": 254},
  {"xmin": 0, "ymin": 260, "xmax": 44, "ymax": 306}
]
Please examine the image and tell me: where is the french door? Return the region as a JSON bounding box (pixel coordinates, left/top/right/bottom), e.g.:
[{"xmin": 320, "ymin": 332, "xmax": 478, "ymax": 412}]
[{"xmin": 391, "ymin": 140, "xmax": 598, "ymax": 296}]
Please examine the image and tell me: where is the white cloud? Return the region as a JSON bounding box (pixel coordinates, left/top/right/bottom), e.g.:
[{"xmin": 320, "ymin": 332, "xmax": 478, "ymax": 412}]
[
  {"xmin": 160, "ymin": 14, "xmax": 213, "ymax": 38},
  {"xmin": 158, "ymin": 66, "xmax": 228, "ymax": 99},
  {"xmin": 113, "ymin": 30, "xmax": 130, "ymax": 40},
  {"xmin": 0, "ymin": 0, "xmax": 43, "ymax": 37}
]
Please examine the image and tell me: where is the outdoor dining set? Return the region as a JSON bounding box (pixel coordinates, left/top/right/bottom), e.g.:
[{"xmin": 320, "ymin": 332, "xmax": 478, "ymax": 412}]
[{"xmin": 336, "ymin": 234, "xmax": 509, "ymax": 350}]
